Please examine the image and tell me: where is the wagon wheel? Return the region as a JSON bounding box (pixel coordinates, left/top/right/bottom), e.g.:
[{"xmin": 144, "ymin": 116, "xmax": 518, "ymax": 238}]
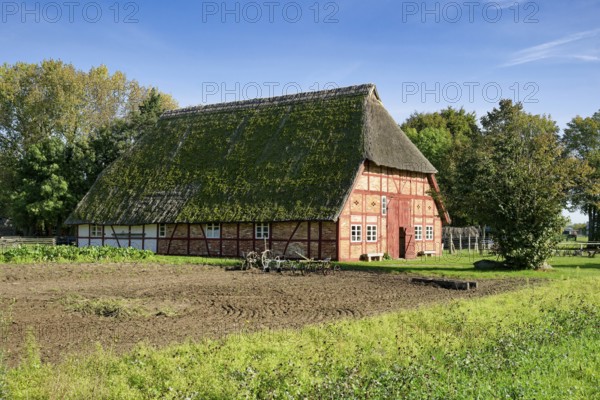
[{"xmin": 261, "ymin": 249, "xmax": 274, "ymax": 272}]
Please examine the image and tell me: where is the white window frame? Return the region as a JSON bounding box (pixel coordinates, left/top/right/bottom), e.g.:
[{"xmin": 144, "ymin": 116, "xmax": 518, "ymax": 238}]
[
  {"xmin": 426, "ymin": 225, "xmax": 434, "ymax": 240},
  {"xmin": 366, "ymin": 225, "xmax": 378, "ymax": 242},
  {"xmin": 206, "ymin": 223, "xmax": 221, "ymax": 239},
  {"xmin": 90, "ymin": 224, "xmax": 102, "ymax": 238},
  {"xmin": 158, "ymin": 224, "xmax": 167, "ymax": 238},
  {"xmin": 415, "ymin": 225, "xmax": 423, "ymax": 240},
  {"xmin": 255, "ymin": 223, "xmax": 270, "ymax": 239},
  {"xmin": 351, "ymin": 224, "xmax": 362, "ymax": 242},
  {"xmin": 381, "ymin": 196, "xmax": 387, "ymax": 216}
]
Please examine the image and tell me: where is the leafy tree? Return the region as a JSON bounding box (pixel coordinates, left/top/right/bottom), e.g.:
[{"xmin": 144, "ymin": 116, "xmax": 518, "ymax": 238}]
[
  {"xmin": 10, "ymin": 137, "xmax": 71, "ymax": 235},
  {"xmin": 562, "ymin": 111, "xmax": 600, "ymax": 241},
  {"xmin": 0, "ymin": 60, "xmax": 177, "ymax": 234},
  {"xmin": 404, "ymin": 127, "xmax": 452, "ymax": 169},
  {"xmin": 458, "ymin": 100, "xmax": 584, "ymax": 269}
]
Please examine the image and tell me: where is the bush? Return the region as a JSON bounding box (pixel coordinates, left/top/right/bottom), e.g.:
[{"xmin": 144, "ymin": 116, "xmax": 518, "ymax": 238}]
[{"xmin": 0, "ymin": 245, "xmax": 153, "ymax": 263}]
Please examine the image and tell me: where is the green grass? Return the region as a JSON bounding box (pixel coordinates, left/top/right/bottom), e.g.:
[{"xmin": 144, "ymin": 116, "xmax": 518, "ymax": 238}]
[
  {"xmin": 338, "ymin": 253, "xmax": 600, "ymax": 280},
  {"xmin": 4, "ymin": 277, "xmax": 600, "ymax": 399}
]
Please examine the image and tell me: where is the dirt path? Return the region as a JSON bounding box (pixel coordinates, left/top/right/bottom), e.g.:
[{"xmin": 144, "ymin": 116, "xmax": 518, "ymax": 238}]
[{"xmin": 0, "ymin": 263, "xmax": 534, "ymax": 366}]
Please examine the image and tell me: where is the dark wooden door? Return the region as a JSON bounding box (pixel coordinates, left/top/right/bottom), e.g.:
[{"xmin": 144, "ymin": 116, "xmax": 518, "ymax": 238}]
[{"xmin": 399, "ymin": 228, "xmax": 406, "ymax": 258}]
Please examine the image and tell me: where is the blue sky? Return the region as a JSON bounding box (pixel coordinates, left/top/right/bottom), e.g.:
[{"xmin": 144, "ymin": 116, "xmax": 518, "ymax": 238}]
[{"xmin": 2, "ymin": 0, "xmax": 599, "ymax": 222}]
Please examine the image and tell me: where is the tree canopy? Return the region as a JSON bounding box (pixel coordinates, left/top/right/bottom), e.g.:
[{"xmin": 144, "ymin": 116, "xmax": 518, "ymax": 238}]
[
  {"xmin": 456, "ymin": 100, "xmax": 585, "ymax": 268},
  {"xmin": 562, "ymin": 110, "xmax": 600, "ymax": 240},
  {"xmin": 403, "ymin": 101, "xmax": 590, "ymax": 269},
  {"xmin": 0, "ymin": 60, "xmax": 177, "ymax": 234}
]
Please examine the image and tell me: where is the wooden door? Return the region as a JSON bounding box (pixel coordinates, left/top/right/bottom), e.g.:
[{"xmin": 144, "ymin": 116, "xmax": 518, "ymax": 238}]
[{"xmin": 388, "ymin": 198, "xmax": 415, "ymax": 259}]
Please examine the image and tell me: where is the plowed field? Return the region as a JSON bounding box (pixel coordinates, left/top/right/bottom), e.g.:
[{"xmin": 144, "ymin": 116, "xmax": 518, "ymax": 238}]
[{"xmin": 0, "ymin": 263, "xmax": 532, "ymax": 365}]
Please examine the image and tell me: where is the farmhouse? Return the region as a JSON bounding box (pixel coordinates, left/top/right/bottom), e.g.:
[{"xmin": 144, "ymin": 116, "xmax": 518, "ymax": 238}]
[{"xmin": 66, "ymin": 84, "xmax": 449, "ymax": 261}]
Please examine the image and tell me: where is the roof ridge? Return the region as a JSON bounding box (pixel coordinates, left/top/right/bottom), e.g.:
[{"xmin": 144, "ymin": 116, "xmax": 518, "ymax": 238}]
[{"xmin": 161, "ymin": 83, "xmax": 376, "ymax": 118}]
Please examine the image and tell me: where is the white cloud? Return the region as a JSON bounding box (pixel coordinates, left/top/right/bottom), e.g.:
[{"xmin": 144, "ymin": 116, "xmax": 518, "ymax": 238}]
[{"xmin": 503, "ymin": 29, "xmax": 600, "ymax": 67}]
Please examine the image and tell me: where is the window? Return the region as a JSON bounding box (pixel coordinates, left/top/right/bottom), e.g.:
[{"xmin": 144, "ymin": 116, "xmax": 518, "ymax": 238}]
[
  {"xmin": 206, "ymin": 223, "xmax": 221, "ymax": 239},
  {"xmin": 366, "ymin": 225, "xmax": 378, "ymax": 242},
  {"xmin": 90, "ymin": 224, "xmax": 102, "ymax": 238},
  {"xmin": 351, "ymin": 225, "xmax": 362, "ymax": 242},
  {"xmin": 255, "ymin": 223, "xmax": 269, "ymax": 239},
  {"xmin": 158, "ymin": 224, "xmax": 166, "ymax": 238},
  {"xmin": 426, "ymin": 226, "xmax": 434, "ymax": 240},
  {"xmin": 381, "ymin": 196, "xmax": 387, "ymax": 215},
  {"xmin": 415, "ymin": 225, "xmax": 423, "ymax": 240}
]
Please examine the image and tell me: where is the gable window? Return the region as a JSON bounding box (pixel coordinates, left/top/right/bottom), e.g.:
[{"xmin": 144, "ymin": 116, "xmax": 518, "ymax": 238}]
[
  {"xmin": 158, "ymin": 224, "xmax": 167, "ymax": 238},
  {"xmin": 206, "ymin": 223, "xmax": 221, "ymax": 239},
  {"xmin": 366, "ymin": 225, "xmax": 378, "ymax": 242},
  {"xmin": 381, "ymin": 196, "xmax": 387, "ymax": 216},
  {"xmin": 255, "ymin": 223, "xmax": 270, "ymax": 239},
  {"xmin": 415, "ymin": 225, "xmax": 423, "ymax": 240},
  {"xmin": 90, "ymin": 224, "xmax": 102, "ymax": 238},
  {"xmin": 426, "ymin": 225, "xmax": 434, "ymax": 240},
  {"xmin": 351, "ymin": 225, "xmax": 362, "ymax": 242}
]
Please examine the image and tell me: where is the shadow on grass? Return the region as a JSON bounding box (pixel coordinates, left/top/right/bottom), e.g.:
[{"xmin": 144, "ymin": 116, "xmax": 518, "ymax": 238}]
[{"xmin": 337, "ymin": 257, "xmax": 600, "ymax": 279}]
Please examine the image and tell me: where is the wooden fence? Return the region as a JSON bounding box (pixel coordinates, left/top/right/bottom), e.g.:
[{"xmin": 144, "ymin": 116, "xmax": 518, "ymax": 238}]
[{"xmin": 0, "ymin": 237, "xmax": 56, "ymax": 252}]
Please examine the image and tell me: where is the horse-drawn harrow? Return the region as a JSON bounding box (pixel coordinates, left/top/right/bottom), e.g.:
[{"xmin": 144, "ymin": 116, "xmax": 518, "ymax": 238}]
[{"xmin": 241, "ymin": 249, "xmax": 339, "ymax": 275}]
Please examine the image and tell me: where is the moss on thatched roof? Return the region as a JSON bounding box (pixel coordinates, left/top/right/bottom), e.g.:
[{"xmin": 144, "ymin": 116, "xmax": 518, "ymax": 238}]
[{"xmin": 67, "ymin": 84, "xmax": 436, "ymax": 225}]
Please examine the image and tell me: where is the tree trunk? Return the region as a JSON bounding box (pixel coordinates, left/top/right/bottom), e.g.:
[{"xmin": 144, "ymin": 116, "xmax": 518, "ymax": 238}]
[{"xmin": 589, "ymin": 204, "xmax": 600, "ymax": 242}]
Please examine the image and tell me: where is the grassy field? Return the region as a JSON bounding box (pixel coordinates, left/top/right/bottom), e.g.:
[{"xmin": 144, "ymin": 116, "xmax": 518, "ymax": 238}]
[
  {"xmin": 339, "ymin": 254, "xmax": 600, "ymax": 280},
  {"xmin": 2, "ymin": 263, "xmax": 599, "ymax": 399}
]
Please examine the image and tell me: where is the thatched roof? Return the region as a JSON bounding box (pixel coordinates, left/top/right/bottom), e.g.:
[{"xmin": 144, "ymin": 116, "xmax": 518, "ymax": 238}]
[{"xmin": 66, "ymin": 84, "xmax": 437, "ymax": 225}]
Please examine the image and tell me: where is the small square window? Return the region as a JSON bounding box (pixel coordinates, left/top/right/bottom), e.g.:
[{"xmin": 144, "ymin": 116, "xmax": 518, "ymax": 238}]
[
  {"xmin": 381, "ymin": 196, "xmax": 387, "ymax": 216},
  {"xmin": 206, "ymin": 223, "xmax": 221, "ymax": 239},
  {"xmin": 366, "ymin": 225, "xmax": 378, "ymax": 242},
  {"xmin": 415, "ymin": 225, "xmax": 423, "ymax": 240},
  {"xmin": 255, "ymin": 223, "xmax": 269, "ymax": 239},
  {"xmin": 426, "ymin": 226, "xmax": 434, "ymax": 240},
  {"xmin": 158, "ymin": 224, "xmax": 167, "ymax": 238},
  {"xmin": 90, "ymin": 224, "xmax": 102, "ymax": 238},
  {"xmin": 351, "ymin": 225, "xmax": 362, "ymax": 242}
]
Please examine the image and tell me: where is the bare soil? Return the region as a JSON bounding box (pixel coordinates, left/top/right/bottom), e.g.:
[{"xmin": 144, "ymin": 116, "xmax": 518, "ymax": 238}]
[{"xmin": 0, "ymin": 263, "xmax": 533, "ymax": 366}]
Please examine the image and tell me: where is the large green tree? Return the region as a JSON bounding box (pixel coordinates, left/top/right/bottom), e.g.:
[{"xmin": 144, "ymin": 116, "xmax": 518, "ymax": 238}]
[
  {"xmin": 458, "ymin": 100, "xmax": 583, "ymax": 269},
  {"xmin": 562, "ymin": 111, "xmax": 600, "ymax": 241},
  {"xmin": 0, "ymin": 60, "xmax": 177, "ymax": 234}
]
